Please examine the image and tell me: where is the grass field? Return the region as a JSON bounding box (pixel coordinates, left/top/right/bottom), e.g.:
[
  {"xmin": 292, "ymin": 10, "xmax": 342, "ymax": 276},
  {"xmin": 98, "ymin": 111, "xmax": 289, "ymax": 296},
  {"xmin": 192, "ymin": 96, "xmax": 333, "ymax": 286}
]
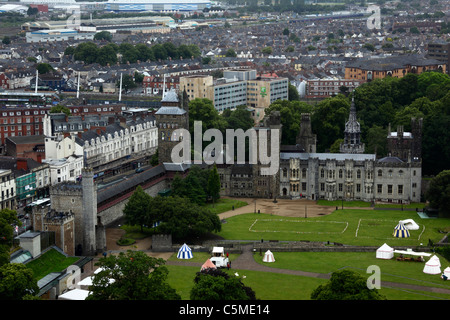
[
  {"xmin": 26, "ymin": 248, "xmax": 80, "ymax": 281},
  {"xmin": 215, "ymin": 210, "xmax": 449, "ymax": 246}
]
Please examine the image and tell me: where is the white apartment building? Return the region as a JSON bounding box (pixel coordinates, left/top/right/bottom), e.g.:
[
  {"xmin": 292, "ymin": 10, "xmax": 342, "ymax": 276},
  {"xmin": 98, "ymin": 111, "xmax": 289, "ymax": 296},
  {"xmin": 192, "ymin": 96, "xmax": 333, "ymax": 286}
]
[
  {"xmin": 43, "ymin": 155, "xmax": 83, "ymax": 184},
  {"xmin": 0, "ymin": 169, "xmax": 16, "ymax": 210}
]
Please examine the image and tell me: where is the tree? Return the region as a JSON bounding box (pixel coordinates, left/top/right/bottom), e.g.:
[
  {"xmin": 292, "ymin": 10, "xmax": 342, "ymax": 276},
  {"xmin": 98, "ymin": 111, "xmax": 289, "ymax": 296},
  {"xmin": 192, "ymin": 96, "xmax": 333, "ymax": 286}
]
[
  {"xmin": 36, "ymin": 63, "xmax": 53, "ymax": 74},
  {"xmin": 93, "ymin": 31, "xmax": 112, "ymax": 42},
  {"xmin": 0, "ymin": 263, "xmax": 38, "ymax": 300},
  {"xmin": 97, "ymin": 44, "xmax": 118, "ymax": 66},
  {"xmin": 87, "ymin": 250, "xmax": 180, "ymax": 300},
  {"xmin": 207, "ymin": 164, "xmax": 221, "ymax": 203},
  {"xmin": 288, "ymin": 83, "xmax": 300, "ymax": 101},
  {"xmin": 2, "ymin": 36, "xmax": 11, "ymax": 45},
  {"xmin": 123, "ymin": 186, "xmax": 151, "ymax": 232},
  {"xmin": 73, "ymin": 42, "xmax": 99, "ymax": 64},
  {"xmin": 116, "ymin": 74, "xmax": 137, "ymax": 91},
  {"xmin": 261, "ymin": 46, "xmax": 273, "ymax": 55},
  {"xmin": 225, "ymin": 48, "xmax": 237, "ymax": 57},
  {"xmin": 0, "ymin": 209, "xmax": 21, "ymax": 267},
  {"xmin": 190, "ymin": 268, "xmax": 256, "ymax": 300},
  {"xmin": 151, "ymin": 196, "xmax": 221, "ymax": 241},
  {"xmin": 426, "ymin": 170, "xmax": 450, "ymax": 218},
  {"xmin": 282, "ymin": 28, "xmax": 290, "ymax": 36},
  {"xmin": 50, "ymin": 105, "xmax": 71, "ymax": 116},
  {"xmin": 311, "ymin": 269, "xmax": 386, "ymax": 300},
  {"xmin": 27, "ymin": 7, "xmax": 38, "ymax": 16}
]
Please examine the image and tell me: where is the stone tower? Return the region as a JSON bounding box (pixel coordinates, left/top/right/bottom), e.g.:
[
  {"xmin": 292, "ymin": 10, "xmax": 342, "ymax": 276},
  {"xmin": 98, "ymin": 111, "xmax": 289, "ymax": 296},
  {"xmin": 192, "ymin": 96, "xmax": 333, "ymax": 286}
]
[
  {"xmin": 155, "ymin": 88, "xmax": 189, "ymax": 164},
  {"xmin": 387, "ymin": 118, "xmax": 422, "ymax": 162},
  {"xmin": 340, "ymin": 97, "xmax": 365, "ymax": 154},
  {"xmin": 296, "ymin": 113, "xmax": 316, "ymax": 153},
  {"xmin": 81, "ymin": 167, "xmax": 98, "ymax": 256}
]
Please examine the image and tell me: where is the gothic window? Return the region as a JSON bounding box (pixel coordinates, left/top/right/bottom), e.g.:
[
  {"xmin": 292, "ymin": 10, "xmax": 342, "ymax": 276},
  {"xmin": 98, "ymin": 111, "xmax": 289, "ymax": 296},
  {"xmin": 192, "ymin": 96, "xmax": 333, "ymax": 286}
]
[
  {"xmin": 302, "ymin": 168, "xmax": 307, "ymax": 179},
  {"xmin": 339, "ymin": 169, "xmax": 343, "ymax": 179},
  {"xmin": 398, "ymin": 185, "xmax": 403, "ymax": 195},
  {"xmin": 320, "ymin": 169, "xmax": 324, "ymax": 178},
  {"xmin": 388, "ymin": 185, "xmax": 393, "ymax": 194},
  {"xmin": 378, "ymin": 170, "xmax": 382, "ymax": 177},
  {"xmin": 388, "ymin": 170, "xmax": 393, "ymax": 177},
  {"xmin": 399, "ymin": 170, "xmax": 403, "ymax": 177},
  {"xmin": 167, "ymin": 131, "xmax": 171, "ymax": 141},
  {"xmin": 283, "ymin": 168, "xmax": 287, "ymax": 178}
]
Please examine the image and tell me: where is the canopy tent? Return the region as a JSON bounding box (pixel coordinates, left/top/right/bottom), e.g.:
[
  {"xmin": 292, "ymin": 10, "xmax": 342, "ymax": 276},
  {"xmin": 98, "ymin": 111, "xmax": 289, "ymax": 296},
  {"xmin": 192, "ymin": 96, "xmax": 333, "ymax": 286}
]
[
  {"xmin": 443, "ymin": 267, "xmax": 450, "ymax": 280},
  {"xmin": 77, "ymin": 276, "xmax": 115, "ymax": 287},
  {"xmin": 177, "ymin": 243, "xmax": 193, "ymax": 260},
  {"xmin": 263, "ymin": 250, "xmax": 275, "ymax": 263},
  {"xmin": 393, "ymin": 249, "xmax": 431, "ymax": 257},
  {"xmin": 58, "ymin": 288, "xmax": 90, "ymax": 300},
  {"xmin": 201, "ymin": 259, "xmax": 217, "ymax": 271},
  {"xmin": 399, "ymin": 219, "xmax": 419, "ymax": 230},
  {"xmin": 393, "ymin": 222, "xmax": 410, "ymax": 238},
  {"xmin": 423, "ymin": 255, "xmax": 441, "ymax": 275},
  {"xmin": 376, "ymin": 243, "xmax": 394, "ymax": 259}
]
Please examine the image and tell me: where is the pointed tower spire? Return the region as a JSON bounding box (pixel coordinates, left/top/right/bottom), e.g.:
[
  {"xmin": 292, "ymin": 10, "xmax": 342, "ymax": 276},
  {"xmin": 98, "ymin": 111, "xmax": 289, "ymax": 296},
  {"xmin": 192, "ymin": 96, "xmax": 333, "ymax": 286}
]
[{"xmin": 340, "ymin": 93, "xmax": 365, "ymax": 153}]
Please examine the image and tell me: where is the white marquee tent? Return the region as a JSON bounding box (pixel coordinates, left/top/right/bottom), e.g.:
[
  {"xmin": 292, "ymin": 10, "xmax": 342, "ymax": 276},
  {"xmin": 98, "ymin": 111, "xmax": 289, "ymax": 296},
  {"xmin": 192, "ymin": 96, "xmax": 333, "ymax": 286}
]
[
  {"xmin": 443, "ymin": 267, "xmax": 450, "ymax": 280},
  {"xmin": 423, "ymin": 255, "xmax": 441, "ymax": 275},
  {"xmin": 399, "ymin": 219, "xmax": 419, "ymax": 230},
  {"xmin": 177, "ymin": 243, "xmax": 193, "ymax": 259},
  {"xmin": 376, "ymin": 243, "xmax": 394, "ymax": 259},
  {"xmin": 263, "ymin": 250, "xmax": 275, "ymax": 263},
  {"xmin": 58, "ymin": 288, "xmax": 90, "ymax": 300}
]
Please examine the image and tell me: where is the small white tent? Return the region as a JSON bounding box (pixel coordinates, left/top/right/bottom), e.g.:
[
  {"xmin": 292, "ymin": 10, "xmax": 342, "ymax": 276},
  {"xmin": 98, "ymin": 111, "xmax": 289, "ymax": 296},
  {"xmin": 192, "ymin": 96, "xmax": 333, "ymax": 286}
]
[
  {"xmin": 177, "ymin": 243, "xmax": 193, "ymax": 259},
  {"xmin": 263, "ymin": 250, "xmax": 275, "ymax": 263},
  {"xmin": 442, "ymin": 267, "xmax": 450, "ymax": 280},
  {"xmin": 399, "ymin": 219, "xmax": 419, "ymax": 230},
  {"xmin": 423, "ymin": 255, "xmax": 441, "ymax": 275},
  {"xmin": 376, "ymin": 243, "xmax": 394, "ymax": 259}
]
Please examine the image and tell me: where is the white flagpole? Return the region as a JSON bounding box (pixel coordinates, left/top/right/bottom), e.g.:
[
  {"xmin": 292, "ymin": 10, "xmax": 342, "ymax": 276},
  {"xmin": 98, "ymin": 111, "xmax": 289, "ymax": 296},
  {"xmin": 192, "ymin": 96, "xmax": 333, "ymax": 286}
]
[{"xmin": 119, "ymin": 73, "xmax": 122, "ymax": 101}]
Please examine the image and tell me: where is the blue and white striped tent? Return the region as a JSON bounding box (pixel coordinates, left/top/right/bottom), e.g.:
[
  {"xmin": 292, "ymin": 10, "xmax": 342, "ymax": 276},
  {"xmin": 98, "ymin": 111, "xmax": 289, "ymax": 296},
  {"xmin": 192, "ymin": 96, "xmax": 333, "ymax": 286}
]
[
  {"xmin": 393, "ymin": 222, "xmax": 410, "ymax": 238},
  {"xmin": 177, "ymin": 243, "xmax": 193, "ymax": 259}
]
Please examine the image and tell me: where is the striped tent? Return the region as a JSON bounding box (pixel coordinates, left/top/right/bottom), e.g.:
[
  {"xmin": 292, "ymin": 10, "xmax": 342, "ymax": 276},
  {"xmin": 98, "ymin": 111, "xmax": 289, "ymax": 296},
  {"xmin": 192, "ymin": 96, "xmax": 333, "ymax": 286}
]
[
  {"xmin": 393, "ymin": 222, "xmax": 410, "ymax": 238},
  {"xmin": 263, "ymin": 250, "xmax": 275, "ymax": 263},
  {"xmin": 177, "ymin": 243, "xmax": 193, "ymax": 259}
]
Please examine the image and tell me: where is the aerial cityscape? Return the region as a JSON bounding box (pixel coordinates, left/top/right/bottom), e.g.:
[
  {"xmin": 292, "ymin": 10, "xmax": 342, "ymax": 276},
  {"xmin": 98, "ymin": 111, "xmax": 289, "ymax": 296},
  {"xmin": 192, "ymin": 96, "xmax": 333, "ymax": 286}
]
[{"xmin": 0, "ymin": 0, "xmax": 449, "ymax": 306}]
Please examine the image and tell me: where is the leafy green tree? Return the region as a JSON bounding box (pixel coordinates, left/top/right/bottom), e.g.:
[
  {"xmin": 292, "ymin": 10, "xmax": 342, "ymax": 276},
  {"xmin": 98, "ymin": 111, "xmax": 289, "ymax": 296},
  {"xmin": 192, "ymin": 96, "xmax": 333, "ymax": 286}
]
[
  {"xmin": 93, "ymin": 31, "xmax": 112, "ymax": 42},
  {"xmin": 119, "ymin": 43, "xmax": 140, "ymax": 64},
  {"xmin": 207, "ymin": 164, "xmax": 221, "ymax": 203},
  {"xmin": 364, "ymin": 125, "xmax": 388, "ymax": 157},
  {"xmin": 2, "ymin": 36, "xmax": 11, "ymax": 45},
  {"xmin": 311, "ymin": 95, "xmax": 349, "ymax": 152},
  {"xmin": 73, "ymin": 42, "xmax": 99, "ymax": 64},
  {"xmin": 0, "ymin": 263, "xmax": 38, "ymax": 300},
  {"xmin": 97, "ymin": 44, "xmax": 118, "ymax": 66},
  {"xmin": 116, "ymin": 74, "xmax": 137, "ymax": 91},
  {"xmin": 426, "ymin": 170, "xmax": 450, "ymax": 218},
  {"xmin": 123, "ymin": 186, "xmax": 151, "ymax": 232},
  {"xmin": 87, "ymin": 250, "xmax": 180, "ymax": 300},
  {"xmin": 265, "ymin": 100, "xmax": 312, "ymax": 146},
  {"xmin": 288, "ymin": 83, "xmax": 300, "ymax": 101},
  {"xmin": 422, "ymin": 110, "xmax": 450, "ymax": 176},
  {"xmin": 311, "ymin": 269, "xmax": 386, "ymax": 300},
  {"xmin": 135, "ymin": 43, "xmax": 154, "ymax": 62},
  {"xmin": 0, "ymin": 209, "xmax": 21, "ymax": 267},
  {"xmin": 225, "ymin": 48, "xmax": 237, "ymax": 57},
  {"xmin": 261, "ymin": 46, "xmax": 273, "ymax": 55},
  {"xmin": 36, "ymin": 63, "xmax": 53, "ymax": 74},
  {"xmin": 188, "ymin": 98, "xmax": 227, "ymax": 136},
  {"xmin": 282, "ymin": 27, "xmax": 290, "ymax": 36},
  {"xmin": 152, "ymin": 43, "xmax": 168, "ymax": 61},
  {"xmin": 223, "ymin": 105, "xmax": 254, "ymax": 131},
  {"xmin": 150, "ymin": 196, "xmax": 221, "ymax": 240},
  {"xmin": 50, "ymin": 105, "xmax": 71, "ymax": 116},
  {"xmin": 190, "ymin": 268, "xmax": 256, "ymax": 300}
]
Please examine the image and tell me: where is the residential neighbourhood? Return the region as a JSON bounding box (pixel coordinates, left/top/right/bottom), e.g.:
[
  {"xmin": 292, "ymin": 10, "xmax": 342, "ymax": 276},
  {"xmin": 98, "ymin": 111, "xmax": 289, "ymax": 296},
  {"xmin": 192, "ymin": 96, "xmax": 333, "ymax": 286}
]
[{"xmin": 0, "ymin": 0, "xmax": 449, "ymax": 305}]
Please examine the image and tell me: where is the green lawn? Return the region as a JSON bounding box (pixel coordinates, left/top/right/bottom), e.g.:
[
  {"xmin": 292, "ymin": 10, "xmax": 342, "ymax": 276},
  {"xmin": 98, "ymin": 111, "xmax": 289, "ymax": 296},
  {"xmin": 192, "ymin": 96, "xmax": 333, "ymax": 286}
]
[
  {"xmin": 25, "ymin": 249, "xmax": 80, "ymax": 281},
  {"xmin": 214, "ymin": 210, "xmax": 450, "ymax": 246},
  {"xmin": 205, "ymin": 198, "xmax": 248, "ymax": 215},
  {"xmin": 165, "ymin": 264, "xmax": 450, "ymax": 300},
  {"xmin": 254, "ymin": 251, "xmax": 450, "ymax": 290}
]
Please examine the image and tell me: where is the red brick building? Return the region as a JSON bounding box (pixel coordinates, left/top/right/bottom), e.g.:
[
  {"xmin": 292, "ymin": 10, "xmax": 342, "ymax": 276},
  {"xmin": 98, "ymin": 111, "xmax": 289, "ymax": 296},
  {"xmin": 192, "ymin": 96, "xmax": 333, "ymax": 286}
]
[
  {"xmin": 143, "ymin": 75, "xmax": 179, "ymax": 95},
  {"xmin": 0, "ymin": 73, "xmax": 10, "ymax": 90}
]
